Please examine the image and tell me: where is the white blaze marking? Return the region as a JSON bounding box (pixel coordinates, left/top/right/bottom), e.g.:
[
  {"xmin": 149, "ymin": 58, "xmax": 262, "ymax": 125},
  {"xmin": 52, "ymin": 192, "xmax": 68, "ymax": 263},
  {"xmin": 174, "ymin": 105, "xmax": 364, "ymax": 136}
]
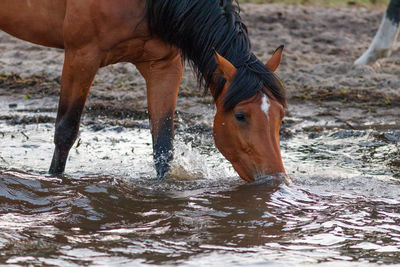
[
  {"xmin": 355, "ymin": 14, "xmax": 400, "ymax": 65},
  {"xmin": 261, "ymin": 94, "xmax": 270, "ymax": 120}
]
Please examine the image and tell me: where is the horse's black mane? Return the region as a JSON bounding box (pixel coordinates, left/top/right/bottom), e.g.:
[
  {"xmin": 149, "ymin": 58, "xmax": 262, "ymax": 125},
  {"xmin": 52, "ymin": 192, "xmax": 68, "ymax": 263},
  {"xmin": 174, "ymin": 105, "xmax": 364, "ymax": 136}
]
[{"xmin": 146, "ymin": 0, "xmax": 286, "ymax": 111}]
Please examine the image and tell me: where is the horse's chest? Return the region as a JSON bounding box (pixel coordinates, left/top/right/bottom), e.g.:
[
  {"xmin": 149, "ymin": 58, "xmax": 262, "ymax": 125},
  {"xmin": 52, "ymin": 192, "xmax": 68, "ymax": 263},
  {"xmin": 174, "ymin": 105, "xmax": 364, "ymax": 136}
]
[
  {"xmin": 101, "ymin": 37, "xmax": 178, "ymax": 67},
  {"xmin": 101, "ymin": 39, "xmax": 146, "ymax": 66}
]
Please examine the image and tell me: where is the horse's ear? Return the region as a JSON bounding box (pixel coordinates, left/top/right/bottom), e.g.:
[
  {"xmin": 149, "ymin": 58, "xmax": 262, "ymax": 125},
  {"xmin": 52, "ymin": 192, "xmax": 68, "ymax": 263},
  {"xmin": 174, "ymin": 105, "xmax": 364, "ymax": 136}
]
[
  {"xmin": 266, "ymin": 45, "xmax": 284, "ymax": 72},
  {"xmin": 213, "ymin": 49, "xmax": 236, "ymax": 81}
]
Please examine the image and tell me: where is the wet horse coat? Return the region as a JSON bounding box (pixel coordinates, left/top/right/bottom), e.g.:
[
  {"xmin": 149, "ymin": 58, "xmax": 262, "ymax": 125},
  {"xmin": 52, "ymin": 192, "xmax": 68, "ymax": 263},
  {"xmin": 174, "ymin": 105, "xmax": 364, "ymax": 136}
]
[
  {"xmin": 0, "ymin": 0, "xmax": 287, "ymax": 182},
  {"xmin": 355, "ymin": 0, "xmax": 400, "ymax": 65}
]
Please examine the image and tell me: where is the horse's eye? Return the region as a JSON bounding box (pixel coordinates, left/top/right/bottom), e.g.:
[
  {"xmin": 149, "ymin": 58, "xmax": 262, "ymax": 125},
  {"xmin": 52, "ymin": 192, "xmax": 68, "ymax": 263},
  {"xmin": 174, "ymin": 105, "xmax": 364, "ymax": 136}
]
[{"xmin": 234, "ymin": 111, "xmax": 247, "ymax": 123}]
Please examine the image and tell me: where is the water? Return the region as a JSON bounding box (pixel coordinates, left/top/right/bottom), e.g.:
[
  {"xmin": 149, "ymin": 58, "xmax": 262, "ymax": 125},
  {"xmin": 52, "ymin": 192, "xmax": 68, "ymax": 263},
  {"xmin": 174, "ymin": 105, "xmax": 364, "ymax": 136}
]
[
  {"xmin": 1, "ymin": 169, "xmax": 400, "ymax": 266},
  {"xmin": 0, "ymin": 99, "xmax": 400, "ymax": 266}
]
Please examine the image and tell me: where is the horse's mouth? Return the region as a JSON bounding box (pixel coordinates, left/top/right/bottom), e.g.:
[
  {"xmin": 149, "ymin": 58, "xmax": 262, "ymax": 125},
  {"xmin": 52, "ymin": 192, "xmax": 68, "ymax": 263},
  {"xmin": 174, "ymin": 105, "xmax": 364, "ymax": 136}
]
[{"xmin": 248, "ymin": 173, "xmax": 290, "ymax": 186}]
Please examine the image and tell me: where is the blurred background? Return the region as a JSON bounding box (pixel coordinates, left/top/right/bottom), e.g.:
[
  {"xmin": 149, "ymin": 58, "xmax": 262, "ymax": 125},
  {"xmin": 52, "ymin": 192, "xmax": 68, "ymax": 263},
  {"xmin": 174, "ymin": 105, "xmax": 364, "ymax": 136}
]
[{"xmin": 239, "ymin": 0, "xmax": 389, "ymax": 7}]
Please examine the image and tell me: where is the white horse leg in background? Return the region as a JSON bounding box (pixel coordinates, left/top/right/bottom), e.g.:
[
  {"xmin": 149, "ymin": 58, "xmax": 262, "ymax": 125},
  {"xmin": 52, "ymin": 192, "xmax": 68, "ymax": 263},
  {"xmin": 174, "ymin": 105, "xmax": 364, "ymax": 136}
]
[{"xmin": 355, "ymin": 0, "xmax": 400, "ymax": 65}]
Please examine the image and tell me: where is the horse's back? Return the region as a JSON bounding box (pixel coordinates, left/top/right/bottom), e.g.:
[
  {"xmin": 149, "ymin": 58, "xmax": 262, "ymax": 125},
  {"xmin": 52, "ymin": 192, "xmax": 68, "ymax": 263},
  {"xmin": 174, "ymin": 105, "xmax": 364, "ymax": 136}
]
[
  {"xmin": 0, "ymin": 0, "xmax": 66, "ymax": 48},
  {"xmin": 0, "ymin": 0, "xmax": 150, "ymax": 52}
]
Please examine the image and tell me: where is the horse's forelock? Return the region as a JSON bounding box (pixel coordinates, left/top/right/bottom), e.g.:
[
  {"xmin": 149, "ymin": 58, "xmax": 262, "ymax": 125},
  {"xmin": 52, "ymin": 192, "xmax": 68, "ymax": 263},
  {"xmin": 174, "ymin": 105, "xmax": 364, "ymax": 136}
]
[{"xmin": 222, "ymin": 59, "xmax": 286, "ymax": 112}]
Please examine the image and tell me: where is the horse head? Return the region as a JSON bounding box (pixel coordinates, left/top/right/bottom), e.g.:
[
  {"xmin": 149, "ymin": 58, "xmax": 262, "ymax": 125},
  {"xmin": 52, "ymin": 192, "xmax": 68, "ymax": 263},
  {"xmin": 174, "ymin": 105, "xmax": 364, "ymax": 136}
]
[{"xmin": 213, "ymin": 46, "xmax": 286, "ymax": 182}]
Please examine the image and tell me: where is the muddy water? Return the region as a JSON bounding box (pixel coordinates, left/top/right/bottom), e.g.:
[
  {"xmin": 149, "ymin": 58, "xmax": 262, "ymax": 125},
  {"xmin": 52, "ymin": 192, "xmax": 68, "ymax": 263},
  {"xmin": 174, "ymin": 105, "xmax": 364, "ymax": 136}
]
[{"xmin": 1, "ymin": 96, "xmax": 399, "ymax": 266}]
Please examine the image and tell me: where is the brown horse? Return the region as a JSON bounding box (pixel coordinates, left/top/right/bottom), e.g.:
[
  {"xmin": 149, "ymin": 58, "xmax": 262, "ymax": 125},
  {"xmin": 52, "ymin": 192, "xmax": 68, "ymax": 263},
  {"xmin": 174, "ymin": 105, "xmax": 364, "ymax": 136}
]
[{"xmin": 0, "ymin": 0, "xmax": 287, "ymax": 182}]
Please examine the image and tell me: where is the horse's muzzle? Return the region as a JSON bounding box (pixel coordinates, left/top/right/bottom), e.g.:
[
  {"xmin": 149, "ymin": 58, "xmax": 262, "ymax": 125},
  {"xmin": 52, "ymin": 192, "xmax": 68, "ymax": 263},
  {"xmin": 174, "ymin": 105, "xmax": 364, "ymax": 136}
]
[{"xmin": 247, "ymin": 173, "xmax": 291, "ymax": 187}]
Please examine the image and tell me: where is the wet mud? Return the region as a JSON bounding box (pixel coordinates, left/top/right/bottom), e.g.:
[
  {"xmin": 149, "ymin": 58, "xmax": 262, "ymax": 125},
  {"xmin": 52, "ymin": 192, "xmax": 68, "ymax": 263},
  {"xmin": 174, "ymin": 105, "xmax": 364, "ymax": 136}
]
[{"xmin": 0, "ymin": 3, "xmax": 399, "ymax": 266}]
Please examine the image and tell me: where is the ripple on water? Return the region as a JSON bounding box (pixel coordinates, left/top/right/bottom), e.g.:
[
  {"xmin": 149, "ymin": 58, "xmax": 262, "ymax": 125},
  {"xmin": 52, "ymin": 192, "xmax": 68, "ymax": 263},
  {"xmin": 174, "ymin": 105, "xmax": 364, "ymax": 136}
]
[{"xmin": 0, "ymin": 168, "xmax": 400, "ymax": 265}]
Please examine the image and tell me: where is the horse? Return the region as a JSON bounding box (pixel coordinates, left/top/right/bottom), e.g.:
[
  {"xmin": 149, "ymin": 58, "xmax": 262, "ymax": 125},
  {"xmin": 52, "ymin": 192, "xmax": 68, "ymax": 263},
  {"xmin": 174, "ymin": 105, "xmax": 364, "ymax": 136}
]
[
  {"xmin": 0, "ymin": 0, "xmax": 287, "ymax": 183},
  {"xmin": 355, "ymin": 0, "xmax": 400, "ymax": 65}
]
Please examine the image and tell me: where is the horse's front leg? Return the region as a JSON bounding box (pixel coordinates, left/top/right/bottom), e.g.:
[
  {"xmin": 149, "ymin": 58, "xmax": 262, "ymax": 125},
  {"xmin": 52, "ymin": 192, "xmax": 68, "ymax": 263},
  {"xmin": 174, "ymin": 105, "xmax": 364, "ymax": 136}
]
[
  {"xmin": 49, "ymin": 47, "xmax": 101, "ymax": 175},
  {"xmin": 137, "ymin": 53, "xmax": 183, "ymax": 179}
]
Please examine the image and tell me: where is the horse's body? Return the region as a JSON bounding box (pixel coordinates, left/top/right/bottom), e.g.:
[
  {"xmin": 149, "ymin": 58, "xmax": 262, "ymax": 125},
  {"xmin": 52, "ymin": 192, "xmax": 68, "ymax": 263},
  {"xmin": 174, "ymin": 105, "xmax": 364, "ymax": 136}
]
[
  {"xmin": 0, "ymin": 0, "xmax": 287, "ymax": 182},
  {"xmin": 355, "ymin": 0, "xmax": 400, "ymax": 65},
  {"xmin": 0, "ymin": 0, "xmax": 171, "ymax": 62}
]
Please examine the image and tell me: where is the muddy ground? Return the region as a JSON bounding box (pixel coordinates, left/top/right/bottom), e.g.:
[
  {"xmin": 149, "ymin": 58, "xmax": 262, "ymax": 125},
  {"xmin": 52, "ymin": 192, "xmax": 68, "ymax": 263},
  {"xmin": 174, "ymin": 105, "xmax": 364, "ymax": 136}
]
[{"xmin": 0, "ymin": 3, "xmax": 399, "ymax": 171}]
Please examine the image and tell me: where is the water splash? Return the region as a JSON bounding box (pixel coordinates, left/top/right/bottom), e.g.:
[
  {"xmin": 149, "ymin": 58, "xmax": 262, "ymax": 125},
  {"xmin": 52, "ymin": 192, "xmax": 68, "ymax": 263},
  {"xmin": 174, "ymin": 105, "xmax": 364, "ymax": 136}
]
[{"xmin": 168, "ymin": 141, "xmax": 235, "ymax": 181}]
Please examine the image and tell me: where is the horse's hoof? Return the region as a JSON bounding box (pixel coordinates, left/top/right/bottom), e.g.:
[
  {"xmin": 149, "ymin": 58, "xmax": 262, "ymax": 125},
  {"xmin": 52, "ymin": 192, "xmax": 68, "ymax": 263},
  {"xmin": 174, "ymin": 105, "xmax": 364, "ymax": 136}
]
[
  {"xmin": 156, "ymin": 168, "xmax": 170, "ymax": 180},
  {"xmin": 48, "ymin": 166, "xmax": 65, "ymax": 177}
]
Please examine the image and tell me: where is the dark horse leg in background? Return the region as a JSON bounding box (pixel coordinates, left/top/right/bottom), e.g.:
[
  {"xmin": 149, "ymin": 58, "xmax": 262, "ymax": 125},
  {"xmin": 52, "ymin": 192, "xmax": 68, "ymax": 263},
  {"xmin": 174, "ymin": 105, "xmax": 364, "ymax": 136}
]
[{"xmin": 355, "ymin": 0, "xmax": 400, "ymax": 65}]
